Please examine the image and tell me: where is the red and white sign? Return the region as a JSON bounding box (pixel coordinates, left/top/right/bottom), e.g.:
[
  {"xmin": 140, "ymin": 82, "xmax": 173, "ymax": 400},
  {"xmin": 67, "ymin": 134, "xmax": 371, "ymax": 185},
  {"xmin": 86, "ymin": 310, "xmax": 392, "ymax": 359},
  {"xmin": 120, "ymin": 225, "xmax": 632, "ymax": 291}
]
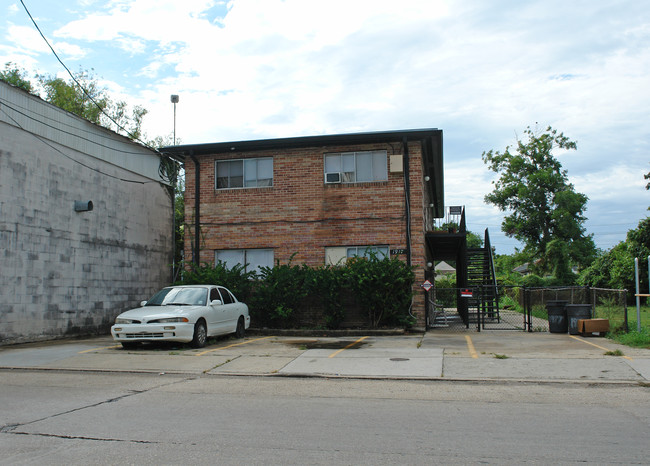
[
  {"xmin": 421, "ymin": 280, "xmax": 433, "ymax": 292},
  {"xmin": 460, "ymin": 288, "xmax": 473, "ymax": 298}
]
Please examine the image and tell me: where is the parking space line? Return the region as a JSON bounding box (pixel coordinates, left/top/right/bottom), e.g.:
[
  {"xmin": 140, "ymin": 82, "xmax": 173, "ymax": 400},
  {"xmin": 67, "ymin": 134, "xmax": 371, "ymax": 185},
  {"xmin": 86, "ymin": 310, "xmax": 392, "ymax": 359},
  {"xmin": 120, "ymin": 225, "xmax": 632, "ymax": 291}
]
[
  {"xmin": 195, "ymin": 336, "xmax": 274, "ymax": 356},
  {"xmin": 465, "ymin": 335, "xmax": 479, "ymax": 359},
  {"xmin": 78, "ymin": 345, "xmax": 121, "ymax": 353},
  {"xmin": 328, "ymin": 336, "xmax": 368, "ymax": 358},
  {"xmin": 569, "ymin": 335, "xmax": 633, "ymax": 360}
]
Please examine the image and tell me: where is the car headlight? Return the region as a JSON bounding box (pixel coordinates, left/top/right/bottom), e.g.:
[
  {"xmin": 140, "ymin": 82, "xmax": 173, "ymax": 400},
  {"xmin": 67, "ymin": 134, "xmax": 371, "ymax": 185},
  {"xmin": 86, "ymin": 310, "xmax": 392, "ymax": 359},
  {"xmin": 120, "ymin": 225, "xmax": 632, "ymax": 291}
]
[
  {"xmin": 115, "ymin": 318, "xmax": 140, "ymax": 324},
  {"xmin": 148, "ymin": 317, "xmax": 189, "ymax": 323}
]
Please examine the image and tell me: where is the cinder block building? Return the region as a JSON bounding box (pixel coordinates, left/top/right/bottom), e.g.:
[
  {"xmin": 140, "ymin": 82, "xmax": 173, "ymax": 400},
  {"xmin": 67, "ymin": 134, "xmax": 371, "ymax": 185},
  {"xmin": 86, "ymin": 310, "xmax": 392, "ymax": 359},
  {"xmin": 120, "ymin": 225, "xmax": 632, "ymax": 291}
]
[
  {"xmin": 165, "ymin": 129, "xmax": 448, "ymax": 326},
  {"xmin": 0, "ymin": 81, "xmax": 175, "ymax": 344}
]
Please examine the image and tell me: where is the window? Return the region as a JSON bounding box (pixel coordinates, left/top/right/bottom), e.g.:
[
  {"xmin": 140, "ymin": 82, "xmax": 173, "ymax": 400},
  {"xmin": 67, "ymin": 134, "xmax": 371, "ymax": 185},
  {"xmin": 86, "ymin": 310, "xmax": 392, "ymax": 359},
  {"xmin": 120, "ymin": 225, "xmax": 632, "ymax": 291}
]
[
  {"xmin": 216, "ymin": 158, "xmax": 273, "ymax": 189},
  {"xmin": 324, "ymin": 150, "xmax": 387, "ymax": 183},
  {"xmin": 325, "ymin": 245, "xmax": 389, "ymax": 265},
  {"xmin": 347, "ymin": 246, "xmax": 389, "ymax": 259},
  {"xmin": 217, "ymin": 287, "xmax": 235, "ymax": 304},
  {"xmin": 215, "ymin": 249, "xmax": 274, "ymax": 275}
]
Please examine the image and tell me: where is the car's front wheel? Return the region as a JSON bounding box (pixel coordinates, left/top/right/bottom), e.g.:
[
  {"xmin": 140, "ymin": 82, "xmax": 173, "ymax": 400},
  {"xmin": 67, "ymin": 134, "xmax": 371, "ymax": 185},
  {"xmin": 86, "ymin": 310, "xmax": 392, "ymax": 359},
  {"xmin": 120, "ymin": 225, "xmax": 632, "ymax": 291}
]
[
  {"xmin": 191, "ymin": 320, "xmax": 207, "ymax": 348},
  {"xmin": 235, "ymin": 316, "xmax": 245, "ymax": 339}
]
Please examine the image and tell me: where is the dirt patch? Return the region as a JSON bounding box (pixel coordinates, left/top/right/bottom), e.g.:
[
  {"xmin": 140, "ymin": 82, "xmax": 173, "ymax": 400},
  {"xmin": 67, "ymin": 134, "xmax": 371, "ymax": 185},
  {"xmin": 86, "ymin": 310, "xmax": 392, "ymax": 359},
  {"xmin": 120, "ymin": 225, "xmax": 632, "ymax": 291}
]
[{"xmin": 282, "ymin": 339, "xmax": 369, "ymax": 350}]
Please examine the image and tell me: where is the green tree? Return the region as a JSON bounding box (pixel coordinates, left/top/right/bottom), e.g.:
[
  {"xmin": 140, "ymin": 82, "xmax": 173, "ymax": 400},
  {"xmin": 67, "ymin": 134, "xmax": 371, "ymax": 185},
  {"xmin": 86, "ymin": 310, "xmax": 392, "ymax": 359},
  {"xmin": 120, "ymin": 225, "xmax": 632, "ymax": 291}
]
[
  {"xmin": 37, "ymin": 69, "xmax": 146, "ymax": 140},
  {"xmin": 482, "ymin": 126, "xmax": 596, "ymax": 276},
  {"xmin": 579, "ymin": 217, "xmax": 650, "ymax": 290},
  {"xmin": 0, "ymin": 62, "xmax": 33, "ymax": 92}
]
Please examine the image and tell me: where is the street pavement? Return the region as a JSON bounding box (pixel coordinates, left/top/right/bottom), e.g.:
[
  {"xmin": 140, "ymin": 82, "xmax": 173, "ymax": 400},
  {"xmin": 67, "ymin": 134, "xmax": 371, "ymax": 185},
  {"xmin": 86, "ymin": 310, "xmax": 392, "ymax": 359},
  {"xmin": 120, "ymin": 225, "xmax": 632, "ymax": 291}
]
[{"xmin": 1, "ymin": 331, "xmax": 649, "ymax": 384}]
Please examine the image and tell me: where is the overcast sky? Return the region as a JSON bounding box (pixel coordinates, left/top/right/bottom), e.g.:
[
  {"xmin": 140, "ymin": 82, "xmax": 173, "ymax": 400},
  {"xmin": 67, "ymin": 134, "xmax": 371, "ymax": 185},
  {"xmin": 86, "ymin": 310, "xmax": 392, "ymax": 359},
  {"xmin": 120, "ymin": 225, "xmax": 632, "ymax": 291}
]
[{"xmin": 2, "ymin": 0, "xmax": 648, "ymax": 254}]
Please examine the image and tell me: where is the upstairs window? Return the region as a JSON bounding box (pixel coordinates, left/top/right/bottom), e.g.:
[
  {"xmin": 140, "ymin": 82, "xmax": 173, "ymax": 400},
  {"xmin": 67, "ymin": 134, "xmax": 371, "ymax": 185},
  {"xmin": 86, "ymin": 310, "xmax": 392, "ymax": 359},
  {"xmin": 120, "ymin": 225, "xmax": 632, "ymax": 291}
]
[
  {"xmin": 216, "ymin": 158, "xmax": 273, "ymax": 189},
  {"xmin": 324, "ymin": 150, "xmax": 388, "ymax": 184}
]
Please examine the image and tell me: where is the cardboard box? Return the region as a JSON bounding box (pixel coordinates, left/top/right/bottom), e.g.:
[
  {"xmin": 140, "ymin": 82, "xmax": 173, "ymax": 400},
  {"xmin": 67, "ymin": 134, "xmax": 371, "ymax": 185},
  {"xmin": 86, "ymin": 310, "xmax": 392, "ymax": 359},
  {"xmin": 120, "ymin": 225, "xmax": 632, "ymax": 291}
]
[{"xmin": 577, "ymin": 319, "xmax": 609, "ymax": 337}]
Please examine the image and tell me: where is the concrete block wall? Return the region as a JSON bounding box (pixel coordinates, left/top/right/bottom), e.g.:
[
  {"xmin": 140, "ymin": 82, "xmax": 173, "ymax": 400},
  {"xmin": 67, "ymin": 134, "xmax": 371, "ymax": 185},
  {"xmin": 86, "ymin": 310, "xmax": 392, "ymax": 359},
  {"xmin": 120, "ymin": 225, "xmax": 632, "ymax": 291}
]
[
  {"xmin": 185, "ymin": 141, "xmax": 430, "ymax": 326},
  {"xmin": 0, "ymin": 123, "xmax": 172, "ymax": 345}
]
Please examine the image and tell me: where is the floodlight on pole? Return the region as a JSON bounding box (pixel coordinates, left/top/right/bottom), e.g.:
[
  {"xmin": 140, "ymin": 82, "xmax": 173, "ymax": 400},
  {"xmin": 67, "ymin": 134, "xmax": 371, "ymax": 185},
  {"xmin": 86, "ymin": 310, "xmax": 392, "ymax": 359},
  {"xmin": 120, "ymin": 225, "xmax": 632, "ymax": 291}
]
[{"xmin": 170, "ymin": 95, "xmax": 179, "ymax": 145}]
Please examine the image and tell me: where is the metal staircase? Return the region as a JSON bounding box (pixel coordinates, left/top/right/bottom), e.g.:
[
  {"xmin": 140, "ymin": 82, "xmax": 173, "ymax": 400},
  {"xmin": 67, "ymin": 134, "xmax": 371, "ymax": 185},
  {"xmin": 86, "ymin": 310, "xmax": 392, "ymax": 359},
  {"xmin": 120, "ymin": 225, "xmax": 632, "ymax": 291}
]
[{"xmin": 465, "ymin": 230, "xmax": 499, "ymax": 326}]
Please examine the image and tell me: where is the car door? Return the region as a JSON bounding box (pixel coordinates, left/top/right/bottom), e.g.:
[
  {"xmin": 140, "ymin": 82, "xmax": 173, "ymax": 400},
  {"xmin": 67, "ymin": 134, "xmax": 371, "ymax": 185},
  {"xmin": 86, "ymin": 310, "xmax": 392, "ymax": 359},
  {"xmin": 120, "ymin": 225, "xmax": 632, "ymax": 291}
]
[
  {"xmin": 217, "ymin": 286, "xmax": 240, "ymax": 333},
  {"xmin": 206, "ymin": 287, "xmax": 225, "ymax": 335}
]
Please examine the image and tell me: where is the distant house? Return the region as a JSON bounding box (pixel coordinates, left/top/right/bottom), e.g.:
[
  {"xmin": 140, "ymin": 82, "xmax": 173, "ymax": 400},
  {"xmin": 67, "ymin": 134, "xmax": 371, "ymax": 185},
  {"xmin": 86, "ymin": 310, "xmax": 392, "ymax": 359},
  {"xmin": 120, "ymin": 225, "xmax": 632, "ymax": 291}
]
[
  {"xmin": 0, "ymin": 81, "xmax": 175, "ymax": 344},
  {"xmin": 434, "ymin": 261, "xmax": 456, "ymax": 279}
]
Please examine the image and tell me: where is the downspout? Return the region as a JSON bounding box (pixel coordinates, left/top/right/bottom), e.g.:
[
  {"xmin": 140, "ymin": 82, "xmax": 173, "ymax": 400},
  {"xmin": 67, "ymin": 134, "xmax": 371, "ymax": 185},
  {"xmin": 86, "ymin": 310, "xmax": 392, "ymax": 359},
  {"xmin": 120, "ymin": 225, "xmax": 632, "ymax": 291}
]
[
  {"xmin": 402, "ymin": 137, "xmax": 412, "ymax": 268},
  {"xmin": 189, "ymin": 151, "xmax": 200, "ymax": 266}
]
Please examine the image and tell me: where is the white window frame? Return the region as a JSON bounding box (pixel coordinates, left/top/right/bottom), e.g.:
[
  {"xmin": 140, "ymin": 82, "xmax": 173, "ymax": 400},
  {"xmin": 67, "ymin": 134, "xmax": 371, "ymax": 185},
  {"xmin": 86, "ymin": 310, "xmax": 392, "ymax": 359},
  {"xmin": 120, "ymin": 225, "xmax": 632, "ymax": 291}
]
[
  {"xmin": 324, "ymin": 150, "xmax": 388, "ymax": 184},
  {"xmin": 216, "ymin": 157, "xmax": 273, "ymax": 189},
  {"xmin": 325, "ymin": 245, "xmax": 390, "ymax": 265},
  {"xmin": 215, "ymin": 248, "xmax": 274, "ymax": 275}
]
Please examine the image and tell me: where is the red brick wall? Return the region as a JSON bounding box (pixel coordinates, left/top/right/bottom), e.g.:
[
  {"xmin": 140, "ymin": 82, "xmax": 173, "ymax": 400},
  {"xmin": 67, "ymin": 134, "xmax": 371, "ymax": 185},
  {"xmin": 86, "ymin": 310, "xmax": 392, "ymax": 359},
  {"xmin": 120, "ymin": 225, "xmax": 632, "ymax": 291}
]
[{"xmin": 185, "ymin": 141, "xmax": 429, "ymax": 327}]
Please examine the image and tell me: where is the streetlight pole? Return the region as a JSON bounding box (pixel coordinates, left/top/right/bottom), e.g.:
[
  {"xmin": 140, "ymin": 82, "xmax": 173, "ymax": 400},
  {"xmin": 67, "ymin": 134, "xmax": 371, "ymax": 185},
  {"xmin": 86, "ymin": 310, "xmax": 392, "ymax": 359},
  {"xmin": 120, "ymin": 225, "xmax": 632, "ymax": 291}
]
[{"xmin": 170, "ymin": 94, "xmax": 179, "ymax": 145}]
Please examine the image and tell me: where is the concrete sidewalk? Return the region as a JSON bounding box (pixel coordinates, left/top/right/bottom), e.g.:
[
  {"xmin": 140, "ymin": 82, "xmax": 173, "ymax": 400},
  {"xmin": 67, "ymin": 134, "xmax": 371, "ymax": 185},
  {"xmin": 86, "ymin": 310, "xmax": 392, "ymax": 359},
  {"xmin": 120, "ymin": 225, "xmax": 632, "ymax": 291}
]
[{"xmin": 0, "ymin": 332, "xmax": 649, "ymax": 384}]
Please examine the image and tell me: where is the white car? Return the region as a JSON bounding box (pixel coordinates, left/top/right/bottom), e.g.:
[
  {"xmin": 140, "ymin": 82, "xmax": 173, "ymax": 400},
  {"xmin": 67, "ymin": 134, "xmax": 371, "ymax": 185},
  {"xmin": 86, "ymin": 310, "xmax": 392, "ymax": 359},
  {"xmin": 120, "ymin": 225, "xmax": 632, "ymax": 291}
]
[{"xmin": 111, "ymin": 285, "xmax": 250, "ymax": 349}]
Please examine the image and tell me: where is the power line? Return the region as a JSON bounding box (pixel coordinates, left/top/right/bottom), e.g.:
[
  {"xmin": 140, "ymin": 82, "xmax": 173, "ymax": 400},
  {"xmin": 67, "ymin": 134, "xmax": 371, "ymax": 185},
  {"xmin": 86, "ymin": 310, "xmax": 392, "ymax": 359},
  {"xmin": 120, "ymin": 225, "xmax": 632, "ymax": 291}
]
[
  {"xmin": 1, "ymin": 104, "xmax": 153, "ymax": 184},
  {"xmin": 18, "ymin": 0, "xmax": 161, "ymax": 154},
  {"xmin": 0, "ymin": 97, "xmax": 156, "ymax": 155}
]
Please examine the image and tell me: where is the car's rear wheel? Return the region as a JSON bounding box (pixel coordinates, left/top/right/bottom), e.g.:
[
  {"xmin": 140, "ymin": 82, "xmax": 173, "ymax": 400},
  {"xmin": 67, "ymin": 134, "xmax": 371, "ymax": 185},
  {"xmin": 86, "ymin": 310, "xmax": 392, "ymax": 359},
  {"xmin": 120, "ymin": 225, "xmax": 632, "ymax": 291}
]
[
  {"xmin": 121, "ymin": 341, "xmax": 140, "ymax": 349},
  {"xmin": 191, "ymin": 320, "xmax": 207, "ymax": 348},
  {"xmin": 235, "ymin": 316, "xmax": 245, "ymax": 339}
]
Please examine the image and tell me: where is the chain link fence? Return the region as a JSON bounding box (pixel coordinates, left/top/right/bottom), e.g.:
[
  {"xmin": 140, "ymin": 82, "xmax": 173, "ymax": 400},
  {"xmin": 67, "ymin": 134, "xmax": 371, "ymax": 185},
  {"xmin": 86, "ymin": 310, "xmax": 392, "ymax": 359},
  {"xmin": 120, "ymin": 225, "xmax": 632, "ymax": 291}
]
[{"xmin": 427, "ymin": 285, "xmax": 630, "ymax": 333}]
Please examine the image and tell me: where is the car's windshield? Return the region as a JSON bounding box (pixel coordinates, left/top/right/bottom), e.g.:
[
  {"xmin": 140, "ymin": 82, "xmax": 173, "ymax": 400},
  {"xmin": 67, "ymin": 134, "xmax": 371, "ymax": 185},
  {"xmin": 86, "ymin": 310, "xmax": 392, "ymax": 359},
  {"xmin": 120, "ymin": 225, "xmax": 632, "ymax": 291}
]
[{"xmin": 146, "ymin": 287, "xmax": 208, "ymax": 306}]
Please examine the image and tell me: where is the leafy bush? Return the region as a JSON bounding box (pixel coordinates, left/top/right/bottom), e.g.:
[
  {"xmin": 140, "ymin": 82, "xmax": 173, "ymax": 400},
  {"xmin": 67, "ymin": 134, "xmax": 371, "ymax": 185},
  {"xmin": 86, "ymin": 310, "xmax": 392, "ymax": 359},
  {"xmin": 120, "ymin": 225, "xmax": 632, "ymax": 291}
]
[
  {"xmin": 178, "ymin": 253, "xmax": 416, "ymax": 329},
  {"xmin": 343, "ymin": 254, "xmax": 415, "ymax": 328},
  {"xmin": 250, "ymin": 258, "xmax": 309, "ymax": 327},
  {"xmin": 433, "ymin": 276, "xmax": 457, "ymax": 307},
  {"xmin": 176, "ymin": 261, "xmax": 256, "ymax": 302},
  {"xmin": 304, "ymin": 265, "xmax": 346, "ymax": 329}
]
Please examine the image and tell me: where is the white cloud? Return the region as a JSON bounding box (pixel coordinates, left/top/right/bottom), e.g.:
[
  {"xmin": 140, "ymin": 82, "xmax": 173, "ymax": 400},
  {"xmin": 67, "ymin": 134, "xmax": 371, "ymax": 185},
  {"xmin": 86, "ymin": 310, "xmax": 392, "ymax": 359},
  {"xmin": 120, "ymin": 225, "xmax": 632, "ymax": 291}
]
[
  {"xmin": 3, "ymin": 0, "xmax": 648, "ymax": 253},
  {"xmin": 53, "ymin": 41, "xmax": 86, "ymax": 60}
]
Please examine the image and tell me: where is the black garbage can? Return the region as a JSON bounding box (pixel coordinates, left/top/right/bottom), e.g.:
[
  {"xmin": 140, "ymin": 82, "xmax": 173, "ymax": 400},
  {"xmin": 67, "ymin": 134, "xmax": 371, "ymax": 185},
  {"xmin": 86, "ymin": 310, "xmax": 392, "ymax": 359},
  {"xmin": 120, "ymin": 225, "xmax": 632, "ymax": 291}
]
[
  {"xmin": 566, "ymin": 304, "xmax": 592, "ymax": 335},
  {"xmin": 546, "ymin": 300, "xmax": 568, "ymax": 333}
]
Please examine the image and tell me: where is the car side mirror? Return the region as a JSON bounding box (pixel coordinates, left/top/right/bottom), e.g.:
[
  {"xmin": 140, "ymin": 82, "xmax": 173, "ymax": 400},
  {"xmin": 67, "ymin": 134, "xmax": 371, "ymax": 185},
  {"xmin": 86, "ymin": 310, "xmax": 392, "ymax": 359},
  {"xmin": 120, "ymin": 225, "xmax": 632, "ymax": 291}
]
[
  {"xmin": 140, "ymin": 301, "xmax": 148, "ymax": 307},
  {"xmin": 210, "ymin": 299, "xmax": 222, "ymax": 306}
]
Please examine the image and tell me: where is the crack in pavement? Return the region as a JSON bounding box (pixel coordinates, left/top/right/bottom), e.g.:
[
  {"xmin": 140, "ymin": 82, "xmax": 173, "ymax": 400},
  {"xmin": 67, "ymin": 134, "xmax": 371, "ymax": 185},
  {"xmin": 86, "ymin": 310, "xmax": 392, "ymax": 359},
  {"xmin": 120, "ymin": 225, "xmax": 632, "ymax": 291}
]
[
  {"xmin": 0, "ymin": 376, "xmax": 196, "ymax": 441},
  {"xmin": 5, "ymin": 430, "xmax": 169, "ymax": 444}
]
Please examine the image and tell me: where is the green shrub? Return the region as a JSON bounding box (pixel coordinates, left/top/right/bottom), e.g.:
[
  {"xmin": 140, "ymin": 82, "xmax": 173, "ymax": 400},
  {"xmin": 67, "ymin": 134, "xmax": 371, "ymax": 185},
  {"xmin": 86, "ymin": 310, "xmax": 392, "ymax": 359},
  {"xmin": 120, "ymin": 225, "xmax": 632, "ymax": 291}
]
[
  {"xmin": 251, "ymin": 257, "xmax": 309, "ymax": 327},
  {"xmin": 434, "ymin": 276, "xmax": 457, "ymax": 307},
  {"xmin": 343, "ymin": 254, "xmax": 415, "ymax": 328},
  {"xmin": 176, "ymin": 261, "xmax": 255, "ymax": 302},
  {"xmin": 304, "ymin": 265, "xmax": 346, "ymax": 329}
]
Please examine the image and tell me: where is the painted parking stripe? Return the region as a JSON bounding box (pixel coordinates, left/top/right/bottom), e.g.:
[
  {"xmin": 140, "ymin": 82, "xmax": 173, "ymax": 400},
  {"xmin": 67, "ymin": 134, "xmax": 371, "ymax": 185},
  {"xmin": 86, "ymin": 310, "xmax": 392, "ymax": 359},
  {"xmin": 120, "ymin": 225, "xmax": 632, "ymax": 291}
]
[
  {"xmin": 465, "ymin": 335, "xmax": 479, "ymax": 359},
  {"xmin": 78, "ymin": 345, "xmax": 121, "ymax": 353},
  {"xmin": 328, "ymin": 336, "xmax": 369, "ymax": 358},
  {"xmin": 569, "ymin": 335, "xmax": 633, "ymax": 360},
  {"xmin": 195, "ymin": 336, "xmax": 274, "ymax": 356}
]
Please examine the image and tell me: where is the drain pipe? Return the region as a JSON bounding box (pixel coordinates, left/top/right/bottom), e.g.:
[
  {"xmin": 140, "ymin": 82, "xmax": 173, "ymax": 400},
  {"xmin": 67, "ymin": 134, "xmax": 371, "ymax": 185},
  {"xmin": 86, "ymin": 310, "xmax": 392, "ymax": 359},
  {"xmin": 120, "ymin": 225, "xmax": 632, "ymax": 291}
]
[
  {"xmin": 189, "ymin": 151, "xmax": 200, "ymax": 266},
  {"xmin": 402, "ymin": 137, "xmax": 412, "ymax": 268}
]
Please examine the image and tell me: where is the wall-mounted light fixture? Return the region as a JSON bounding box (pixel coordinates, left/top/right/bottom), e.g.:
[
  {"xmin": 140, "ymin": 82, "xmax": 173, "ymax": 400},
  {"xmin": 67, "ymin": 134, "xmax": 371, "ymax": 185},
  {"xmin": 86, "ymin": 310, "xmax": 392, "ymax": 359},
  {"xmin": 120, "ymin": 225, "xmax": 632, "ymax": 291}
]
[
  {"xmin": 427, "ymin": 262, "xmax": 433, "ymax": 268},
  {"xmin": 74, "ymin": 200, "xmax": 93, "ymax": 212},
  {"xmin": 424, "ymin": 175, "xmax": 430, "ymax": 182}
]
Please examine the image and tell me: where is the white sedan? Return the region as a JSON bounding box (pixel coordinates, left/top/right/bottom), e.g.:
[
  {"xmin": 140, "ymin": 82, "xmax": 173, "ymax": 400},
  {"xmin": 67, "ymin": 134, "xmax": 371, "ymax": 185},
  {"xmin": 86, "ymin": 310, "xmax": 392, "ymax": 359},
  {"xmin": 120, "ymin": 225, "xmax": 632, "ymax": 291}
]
[{"xmin": 111, "ymin": 285, "xmax": 250, "ymax": 349}]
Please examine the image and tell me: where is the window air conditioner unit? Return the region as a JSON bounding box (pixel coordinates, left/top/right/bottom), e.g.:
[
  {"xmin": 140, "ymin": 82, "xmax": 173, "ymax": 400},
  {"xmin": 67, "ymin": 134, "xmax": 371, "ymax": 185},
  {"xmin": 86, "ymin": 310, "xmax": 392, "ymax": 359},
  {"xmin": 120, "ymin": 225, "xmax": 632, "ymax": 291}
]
[{"xmin": 325, "ymin": 172, "xmax": 341, "ymax": 183}]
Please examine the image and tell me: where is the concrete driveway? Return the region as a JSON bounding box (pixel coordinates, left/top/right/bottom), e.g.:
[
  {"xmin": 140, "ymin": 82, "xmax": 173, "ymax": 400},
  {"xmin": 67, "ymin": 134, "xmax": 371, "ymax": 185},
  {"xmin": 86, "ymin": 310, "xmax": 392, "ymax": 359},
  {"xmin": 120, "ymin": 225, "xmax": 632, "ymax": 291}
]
[{"xmin": 1, "ymin": 331, "xmax": 649, "ymax": 383}]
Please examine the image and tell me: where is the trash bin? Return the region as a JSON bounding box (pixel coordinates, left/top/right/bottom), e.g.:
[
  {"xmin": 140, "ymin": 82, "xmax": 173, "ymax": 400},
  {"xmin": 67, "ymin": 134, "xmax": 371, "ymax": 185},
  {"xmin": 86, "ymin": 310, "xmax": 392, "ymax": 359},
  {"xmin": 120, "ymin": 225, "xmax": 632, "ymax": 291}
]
[
  {"xmin": 566, "ymin": 304, "xmax": 592, "ymax": 335},
  {"xmin": 546, "ymin": 300, "xmax": 568, "ymax": 333}
]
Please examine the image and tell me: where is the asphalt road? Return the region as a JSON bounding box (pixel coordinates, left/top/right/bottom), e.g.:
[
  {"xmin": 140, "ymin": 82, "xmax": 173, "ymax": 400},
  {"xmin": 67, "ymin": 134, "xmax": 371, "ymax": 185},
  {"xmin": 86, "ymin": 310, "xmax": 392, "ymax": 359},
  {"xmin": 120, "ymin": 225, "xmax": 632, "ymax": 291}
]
[{"xmin": 1, "ymin": 371, "xmax": 649, "ymax": 465}]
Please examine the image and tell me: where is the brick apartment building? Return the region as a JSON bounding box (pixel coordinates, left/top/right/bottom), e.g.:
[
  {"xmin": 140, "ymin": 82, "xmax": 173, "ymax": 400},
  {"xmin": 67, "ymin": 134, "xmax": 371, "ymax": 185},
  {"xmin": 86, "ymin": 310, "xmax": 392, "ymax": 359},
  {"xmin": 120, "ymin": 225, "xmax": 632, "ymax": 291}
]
[{"xmin": 164, "ymin": 128, "xmax": 446, "ymax": 327}]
